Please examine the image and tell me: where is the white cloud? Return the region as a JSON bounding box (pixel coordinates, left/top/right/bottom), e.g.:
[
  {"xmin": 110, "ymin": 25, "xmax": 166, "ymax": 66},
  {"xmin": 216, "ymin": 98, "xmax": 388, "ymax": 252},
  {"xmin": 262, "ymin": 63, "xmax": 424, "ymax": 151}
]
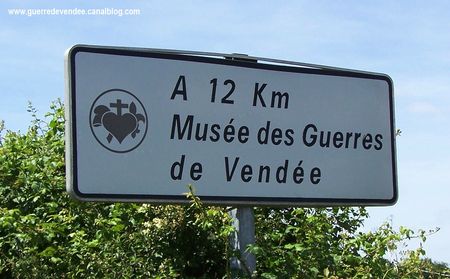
[{"xmin": 407, "ymin": 101, "xmax": 441, "ymax": 114}]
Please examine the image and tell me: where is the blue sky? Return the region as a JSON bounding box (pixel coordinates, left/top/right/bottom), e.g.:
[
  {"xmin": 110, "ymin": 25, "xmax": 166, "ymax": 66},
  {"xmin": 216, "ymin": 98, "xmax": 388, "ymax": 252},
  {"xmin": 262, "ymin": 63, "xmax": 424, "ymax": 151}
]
[{"xmin": 1, "ymin": 0, "xmax": 450, "ymax": 264}]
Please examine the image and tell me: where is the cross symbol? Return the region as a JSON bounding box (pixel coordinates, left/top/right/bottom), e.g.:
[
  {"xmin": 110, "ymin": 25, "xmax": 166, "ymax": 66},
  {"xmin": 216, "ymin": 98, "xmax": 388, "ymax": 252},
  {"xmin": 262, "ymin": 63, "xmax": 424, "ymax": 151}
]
[{"xmin": 110, "ymin": 99, "xmax": 128, "ymax": 116}]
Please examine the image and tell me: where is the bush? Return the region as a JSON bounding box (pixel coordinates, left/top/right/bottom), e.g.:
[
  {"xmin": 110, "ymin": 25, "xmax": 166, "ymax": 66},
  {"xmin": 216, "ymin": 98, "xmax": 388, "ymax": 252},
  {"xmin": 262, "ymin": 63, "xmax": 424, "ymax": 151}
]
[{"xmin": 1, "ymin": 101, "xmax": 448, "ymax": 278}]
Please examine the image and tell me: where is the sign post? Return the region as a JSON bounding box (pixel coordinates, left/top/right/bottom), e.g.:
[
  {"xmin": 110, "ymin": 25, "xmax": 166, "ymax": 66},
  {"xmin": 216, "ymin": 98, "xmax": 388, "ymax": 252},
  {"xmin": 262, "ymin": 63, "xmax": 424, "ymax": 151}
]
[
  {"xmin": 65, "ymin": 44, "xmax": 397, "ymax": 275},
  {"xmin": 225, "ymin": 55, "xmax": 257, "ymax": 276},
  {"xmin": 229, "ymin": 207, "xmax": 256, "ymax": 275}
]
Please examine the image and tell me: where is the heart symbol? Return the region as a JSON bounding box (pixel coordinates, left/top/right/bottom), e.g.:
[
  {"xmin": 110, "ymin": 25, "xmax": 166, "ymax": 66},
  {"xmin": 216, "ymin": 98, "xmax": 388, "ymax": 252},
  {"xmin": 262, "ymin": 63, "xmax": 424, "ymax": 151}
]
[{"xmin": 102, "ymin": 112, "xmax": 137, "ymax": 143}]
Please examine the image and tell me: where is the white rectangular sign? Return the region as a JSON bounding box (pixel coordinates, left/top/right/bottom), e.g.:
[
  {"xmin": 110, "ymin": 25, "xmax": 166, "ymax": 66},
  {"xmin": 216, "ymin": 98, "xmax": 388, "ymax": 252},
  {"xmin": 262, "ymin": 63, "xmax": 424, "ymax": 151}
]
[{"xmin": 65, "ymin": 45, "xmax": 397, "ymax": 206}]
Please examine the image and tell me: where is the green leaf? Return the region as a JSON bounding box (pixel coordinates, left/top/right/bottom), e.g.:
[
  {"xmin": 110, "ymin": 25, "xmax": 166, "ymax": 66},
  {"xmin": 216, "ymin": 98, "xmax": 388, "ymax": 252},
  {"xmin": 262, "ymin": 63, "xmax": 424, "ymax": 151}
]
[{"xmin": 40, "ymin": 246, "xmax": 56, "ymax": 257}]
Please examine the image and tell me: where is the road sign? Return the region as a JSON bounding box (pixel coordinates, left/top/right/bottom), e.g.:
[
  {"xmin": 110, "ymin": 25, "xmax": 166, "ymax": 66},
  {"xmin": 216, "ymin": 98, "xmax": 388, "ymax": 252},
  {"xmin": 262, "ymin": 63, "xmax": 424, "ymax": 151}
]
[{"xmin": 65, "ymin": 45, "xmax": 397, "ymax": 206}]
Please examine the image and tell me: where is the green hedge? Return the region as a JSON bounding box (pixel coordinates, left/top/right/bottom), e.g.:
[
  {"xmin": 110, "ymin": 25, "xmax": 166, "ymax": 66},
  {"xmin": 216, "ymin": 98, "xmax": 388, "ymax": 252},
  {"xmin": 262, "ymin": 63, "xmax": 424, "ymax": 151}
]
[{"xmin": 0, "ymin": 102, "xmax": 448, "ymax": 278}]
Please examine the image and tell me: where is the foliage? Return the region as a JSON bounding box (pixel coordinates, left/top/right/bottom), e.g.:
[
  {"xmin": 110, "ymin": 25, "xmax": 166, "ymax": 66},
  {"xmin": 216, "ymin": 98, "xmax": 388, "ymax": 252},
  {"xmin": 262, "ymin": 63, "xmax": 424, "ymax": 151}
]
[
  {"xmin": 0, "ymin": 101, "xmax": 233, "ymax": 278},
  {"xmin": 0, "ymin": 101, "xmax": 449, "ymax": 278},
  {"xmin": 251, "ymin": 208, "xmax": 445, "ymax": 278}
]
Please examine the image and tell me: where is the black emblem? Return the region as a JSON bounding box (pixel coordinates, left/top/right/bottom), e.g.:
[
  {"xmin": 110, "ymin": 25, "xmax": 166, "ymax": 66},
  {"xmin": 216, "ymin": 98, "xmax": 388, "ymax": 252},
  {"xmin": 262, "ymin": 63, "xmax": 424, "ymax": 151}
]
[{"xmin": 89, "ymin": 89, "xmax": 148, "ymax": 153}]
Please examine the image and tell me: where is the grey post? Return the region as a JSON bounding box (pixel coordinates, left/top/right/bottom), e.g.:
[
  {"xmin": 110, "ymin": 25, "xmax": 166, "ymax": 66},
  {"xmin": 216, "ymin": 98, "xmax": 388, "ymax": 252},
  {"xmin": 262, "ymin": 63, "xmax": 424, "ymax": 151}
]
[
  {"xmin": 226, "ymin": 53, "xmax": 257, "ymax": 277},
  {"xmin": 229, "ymin": 207, "xmax": 256, "ymax": 276}
]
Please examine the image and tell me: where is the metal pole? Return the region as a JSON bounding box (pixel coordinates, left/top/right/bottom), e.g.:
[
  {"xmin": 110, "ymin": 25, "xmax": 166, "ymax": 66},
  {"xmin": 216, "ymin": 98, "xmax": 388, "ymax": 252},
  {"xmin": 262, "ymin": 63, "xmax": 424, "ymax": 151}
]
[
  {"xmin": 225, "ymin": 54, "xmax": 257, "ymax": 277},
  {"xmin": 230, "ymin": 207, "xmax": 256, "ymax": 276}
]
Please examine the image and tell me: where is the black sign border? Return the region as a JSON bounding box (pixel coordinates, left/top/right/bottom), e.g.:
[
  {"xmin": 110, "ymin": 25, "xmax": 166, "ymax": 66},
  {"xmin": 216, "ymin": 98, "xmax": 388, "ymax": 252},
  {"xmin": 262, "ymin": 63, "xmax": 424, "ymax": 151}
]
[{"xmin": 66, "ymin": 45, "xmax": 398, "ymax": 206}]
